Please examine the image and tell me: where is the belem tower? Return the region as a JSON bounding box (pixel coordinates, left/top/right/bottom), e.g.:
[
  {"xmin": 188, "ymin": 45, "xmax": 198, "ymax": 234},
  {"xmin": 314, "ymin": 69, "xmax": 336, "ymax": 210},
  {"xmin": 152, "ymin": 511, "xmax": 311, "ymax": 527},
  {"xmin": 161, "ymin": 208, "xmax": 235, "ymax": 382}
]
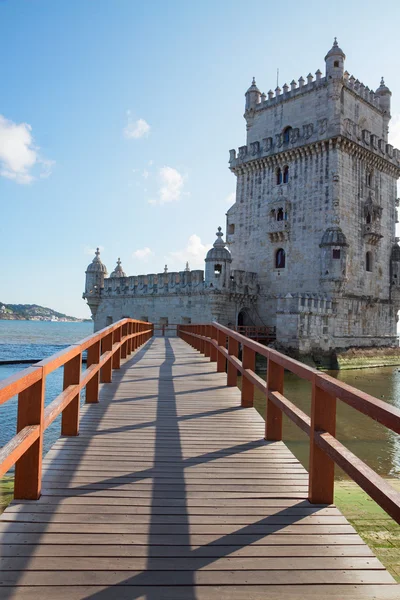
[{"xmin": 84, "ymin": 40, "xmax": 400, "ymax": 366}]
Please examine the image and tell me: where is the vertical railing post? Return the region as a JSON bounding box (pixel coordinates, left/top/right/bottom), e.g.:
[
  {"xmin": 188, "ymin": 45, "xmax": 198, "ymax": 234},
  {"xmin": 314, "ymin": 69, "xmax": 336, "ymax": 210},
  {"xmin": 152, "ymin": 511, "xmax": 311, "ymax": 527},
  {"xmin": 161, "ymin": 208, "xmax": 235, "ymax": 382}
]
[
  {"xmin": 86, "ymin": 340, "xmax": 101, "ymax": 403},
  {"xmin": 227, "ymin": 334, "xmax": 239, "ymax": 387},
  {"xmin": 210, "ymin": 325, "xmax": 217, "ymax": 362},
  {"xmin": 132, "ymin": 323, "xmax": 137, "ymax": 352},
  {"xmin": 216, "ymin": 328, "xmax": 226, "ymax": 373},
  {"xmin": 127, "ymin": 322, "xmax": 133, "ymax": 355},
  {"xmin": 308, "ymin": 376, "xmax": 337, "ymax": 504},
  {"xmin": 112, "ymin": 326, "xmax": 121, "ymax": 369},
  {"xmin": 204, "ymin": 325, "xmax": 211, "ymax": 358},
  {"xmin": 265, "ymin": 358, "xmax": 284, "ymax": 441},
  {"xmin": 100, "ymin": 331, "xmax": 113, "ymax": 383},
  {"xmin": 241, "ymin": 344, "xmax": 255, "ymax": 407},
  {"xmin": 62, "ymin": 353, "xmax": 82, "ymax": 436},
  {"xmin": 120, "ymin": 323, "xmax": 128, "ymax": 359},
  {"xmin": 14, "ymin": 370, "xmax": 45, "ymax": 500},
  {"xmin": 199, "ymin": 325, "xmax": 205, "ymax": 354}
]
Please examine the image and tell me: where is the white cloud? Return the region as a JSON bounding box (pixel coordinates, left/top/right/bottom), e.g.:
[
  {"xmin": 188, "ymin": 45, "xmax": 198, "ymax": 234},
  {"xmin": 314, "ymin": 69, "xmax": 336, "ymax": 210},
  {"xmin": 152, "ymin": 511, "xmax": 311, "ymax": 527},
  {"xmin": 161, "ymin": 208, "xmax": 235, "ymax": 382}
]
[
  {"xmin": 142, "ymin": 169, "xmax": 149, "ymax": 179},
  {"xmin": 224, "ymin": 191, "xmax": 236, "ymax": 205},
  {"xmin": 123, "ymin": 112, "xmax": 150, "ymax": 139},
  {"xmin": 133, "ymin": 247, "xmax": 154, "ymax": 260},
  {"xmin": 84, "ymin": 245, "xmax": 104, "ymax": 256},
  {"xmin": 168, "ymin": 234, "xmax": 212, "ymax": 269},
  {"xmin": 0, "ymin": 114, "xmax": 53, "ymax": 184},
  {"xmin": 149, "ymin": 166, "xmax": 185, "ymax": 205}
]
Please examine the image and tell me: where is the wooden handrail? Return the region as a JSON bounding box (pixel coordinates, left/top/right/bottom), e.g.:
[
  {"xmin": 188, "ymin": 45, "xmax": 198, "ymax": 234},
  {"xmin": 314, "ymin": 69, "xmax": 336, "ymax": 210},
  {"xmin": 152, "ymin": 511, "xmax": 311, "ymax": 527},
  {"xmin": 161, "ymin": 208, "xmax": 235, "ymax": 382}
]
[
  {"xmin": 178, "ymin": 321, "xmax": 400, "ymax": 522},
  {"xmin": 0, "ymin": 318, "xmax": 154, "ymax": 500}
]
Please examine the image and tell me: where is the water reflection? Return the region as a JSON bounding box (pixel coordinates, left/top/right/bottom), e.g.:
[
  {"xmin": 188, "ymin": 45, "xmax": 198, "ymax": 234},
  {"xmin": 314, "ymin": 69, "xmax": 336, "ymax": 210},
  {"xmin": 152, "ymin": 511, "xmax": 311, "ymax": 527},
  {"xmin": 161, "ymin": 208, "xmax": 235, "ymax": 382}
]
[{"xmin": 249, "ymin": 365, "xmax": 400, "ymax": 480}]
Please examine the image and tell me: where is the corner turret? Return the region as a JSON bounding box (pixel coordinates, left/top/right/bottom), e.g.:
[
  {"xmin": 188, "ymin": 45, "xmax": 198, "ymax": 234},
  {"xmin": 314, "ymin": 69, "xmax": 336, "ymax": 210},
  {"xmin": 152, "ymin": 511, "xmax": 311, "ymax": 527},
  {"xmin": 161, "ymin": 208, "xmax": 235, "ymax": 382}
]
[
  {"xmin": 245, "ymin": 77, "xmax": 261, "ymax": 111},
  {"xmin": 325, "ymin": 37, "xmax": 345, "ymax": 80},
  {"xmin": 83, "ymin": 247, "xmax": 107, "ymax": 319},
  {"xmin": 205, "ymin": 227, "xmax": 232, "ymax": 289},
  {"xmin": 376, "ymin": 77, "xmax": 391, "ymax": 116}
]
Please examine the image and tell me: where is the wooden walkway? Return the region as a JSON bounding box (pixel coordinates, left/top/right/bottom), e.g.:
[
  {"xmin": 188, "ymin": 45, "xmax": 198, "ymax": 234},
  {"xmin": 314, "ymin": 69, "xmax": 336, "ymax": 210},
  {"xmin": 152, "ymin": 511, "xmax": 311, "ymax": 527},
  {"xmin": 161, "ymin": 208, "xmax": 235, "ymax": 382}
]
[{"xmin": 0, "ymin": 337, "xmax": 398, "ymax": 599}]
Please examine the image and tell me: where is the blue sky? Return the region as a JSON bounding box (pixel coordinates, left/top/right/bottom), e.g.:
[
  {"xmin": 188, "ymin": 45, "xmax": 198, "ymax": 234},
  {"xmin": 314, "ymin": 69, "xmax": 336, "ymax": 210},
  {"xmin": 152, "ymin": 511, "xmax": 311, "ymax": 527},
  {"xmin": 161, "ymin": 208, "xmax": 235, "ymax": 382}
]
[{"xmin": 1, "ymin": 0, "xmax": 400, "ymax": 318}]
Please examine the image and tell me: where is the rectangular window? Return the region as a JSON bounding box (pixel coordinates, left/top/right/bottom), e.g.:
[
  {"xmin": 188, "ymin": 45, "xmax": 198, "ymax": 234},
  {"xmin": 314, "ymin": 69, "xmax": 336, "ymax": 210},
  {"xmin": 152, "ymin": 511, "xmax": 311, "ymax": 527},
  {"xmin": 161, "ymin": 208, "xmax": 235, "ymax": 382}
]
[
  {"xmin": 228, "ymin": 224, "xmax": 235, "ymax": 234},
  {"xmin": 332, "ymin": 249, "xmax": 341, "ymax": 259}
]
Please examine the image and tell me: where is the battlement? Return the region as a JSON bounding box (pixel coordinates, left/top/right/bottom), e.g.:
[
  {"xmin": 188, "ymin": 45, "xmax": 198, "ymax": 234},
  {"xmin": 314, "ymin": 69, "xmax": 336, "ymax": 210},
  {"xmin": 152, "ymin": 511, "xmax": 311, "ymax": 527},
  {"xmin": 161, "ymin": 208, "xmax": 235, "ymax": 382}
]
[
  {"xmin": 229, "ymin": 117, "xmax": 400, "ymax": 171},
  {"xmin": 246, "ymin": 70, "xmax": 327, "ymax": 114},
  {"xmin": 343, "ymin": 72, "xmax": 382, "ymax": 111}
]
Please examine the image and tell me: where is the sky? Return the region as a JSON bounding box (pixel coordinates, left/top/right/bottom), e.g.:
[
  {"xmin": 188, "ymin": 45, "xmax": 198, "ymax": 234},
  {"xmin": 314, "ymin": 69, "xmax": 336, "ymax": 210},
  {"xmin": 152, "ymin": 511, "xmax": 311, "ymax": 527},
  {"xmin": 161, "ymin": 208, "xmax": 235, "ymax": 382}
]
[{"xmin": 1, "ymin": 0, "xmax": 400, "ymax": 318}]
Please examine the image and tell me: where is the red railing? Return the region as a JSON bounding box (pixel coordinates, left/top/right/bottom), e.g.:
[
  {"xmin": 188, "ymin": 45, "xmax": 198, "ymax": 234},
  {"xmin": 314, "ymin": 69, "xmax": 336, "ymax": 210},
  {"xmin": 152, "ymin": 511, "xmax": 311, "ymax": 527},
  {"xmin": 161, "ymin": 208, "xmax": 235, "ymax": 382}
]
[
  {"xmin": 0, "ymin": 318, "xmax": 153, "ymax": 500},
  {"xmin": 229, "ymin": 325, "xmax": 276, "ymax": 342},
  {"xmin": 178, "ymin": 322, "xmax": 400, "ymax": 522}
]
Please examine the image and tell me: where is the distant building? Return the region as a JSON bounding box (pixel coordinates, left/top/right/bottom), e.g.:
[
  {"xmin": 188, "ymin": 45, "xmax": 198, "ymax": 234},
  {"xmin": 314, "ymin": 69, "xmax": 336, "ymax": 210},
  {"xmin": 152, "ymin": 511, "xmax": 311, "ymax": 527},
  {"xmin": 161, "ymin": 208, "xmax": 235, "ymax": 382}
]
[{"xmin": 84, "ymin": 40, "xmax": 400, "ymax": 364}]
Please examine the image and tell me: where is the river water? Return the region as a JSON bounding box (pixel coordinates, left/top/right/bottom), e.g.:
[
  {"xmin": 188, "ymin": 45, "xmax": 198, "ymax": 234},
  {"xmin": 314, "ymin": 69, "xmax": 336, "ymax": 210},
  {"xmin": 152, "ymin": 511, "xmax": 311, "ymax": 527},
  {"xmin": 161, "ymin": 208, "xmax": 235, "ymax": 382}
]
[{"xmin": 1, "ymin": 321, "xmax": 399, "ymax": 480}]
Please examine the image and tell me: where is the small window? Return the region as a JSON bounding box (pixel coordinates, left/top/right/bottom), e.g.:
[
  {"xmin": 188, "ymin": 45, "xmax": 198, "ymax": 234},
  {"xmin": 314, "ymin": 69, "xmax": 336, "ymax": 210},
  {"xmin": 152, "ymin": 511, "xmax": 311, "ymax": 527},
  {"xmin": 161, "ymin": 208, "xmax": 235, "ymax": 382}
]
[
  {"xmin": 283, "ymin": 165, "xmax": 289, "ymax": 183},
  {"xmin": 366, "ymin": 252, "xmax": 372, "ymax": 272},
  {"xmin": 332, "ymin": 249, "xmax": 341, "ymax": 259},
  {"xmin": 366, "ymin": 171, "xmax": 373, "ymax": 187},
  {"xmin": 366, "ymin": 212, "xmax": 372, "ymax": 224},
  {"xmin": 106, "ymin": 316, "xmax": 113, "ymax": 326},
  {"xmin": 334, "ymin": 61, "xmax": 339, "ymax": 68},
  {"xmin": 283, "ymin": 127, "xmax": 292, "ymax": 144},
  {"xmin": 275, "ymin": 248, "xmax": 286, "ymax": 269},
  {"xmin": 214, "ymin": 264, "xmax": 222, "ymax": 275},
  {"xmin": 277, "ymin": 208, "xmax": 284, "ymax": 221},
  {"xmin": 276, "ymin": 168, "xmax": 282, "ymax": 185},
  {"xmin": 228, "ymin": 223, "xmax": 235, "ymax": 234}
]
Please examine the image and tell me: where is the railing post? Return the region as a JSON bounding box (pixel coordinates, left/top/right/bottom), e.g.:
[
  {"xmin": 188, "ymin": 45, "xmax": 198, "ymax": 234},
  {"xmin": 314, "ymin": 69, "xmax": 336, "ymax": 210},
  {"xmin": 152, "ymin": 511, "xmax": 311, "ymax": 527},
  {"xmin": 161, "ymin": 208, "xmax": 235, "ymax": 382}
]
[
  {"xmin": 199, "ymin": 325, "xmax": 205, "ymax": 354},
  {"xmin": 62, "ymin": 353, "xmax": 82, "ymax": 436},
  {"xmin": 216, "ymin": 328, "xmax": 226, "ymax": 373},
  {"xmin": 112, "ymin": 326, "xmax": 122, "ymax": 369},
  {"xmin": 132, "ymin": 323, "xmax": 137, "ymax": 352},
  {"xmin": 121, "ymin": 323, "xmax": 128, "ymax": 359},
  {"xmin": 86, "ymin": 340, "xmax": 101, "ymax": 403},
  {"xmin": 227, "ymin": 335, "xmax": 239, "ymax": 387},
  {"xmin": 265, "ymin": 358, "xmax": 284, "ymax": 441},
  {"xmin": 127, "ymin": 322, "xmax": 133, "ymax": 355},
  {"xmin": 14, "ymin": 372, "xmax": 45, "ymax": 500},
  {"xmin": 210, "ymin": 325, "xmax": 217, "ymax": 362},
  {"xmin": 241, "ymin": 345, "xmax": 255, "ymax": 407},
  {"xmin": 100, "ymin": 331, "xmax": 113, "ymax": 383},
  {"xmin": 308, "ymin": 377, "xmax": 336, "ymax": 504},
  {"xmin": 204, "ymin": 325, "xmax": 211, "ymax": 358}
]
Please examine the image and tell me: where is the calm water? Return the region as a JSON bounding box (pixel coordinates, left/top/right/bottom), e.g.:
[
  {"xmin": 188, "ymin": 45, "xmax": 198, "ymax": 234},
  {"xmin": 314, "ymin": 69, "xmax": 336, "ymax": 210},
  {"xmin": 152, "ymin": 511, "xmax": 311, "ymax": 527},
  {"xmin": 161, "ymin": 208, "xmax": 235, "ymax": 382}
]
[
  {"xmin": 1, "ymin": 320, "xmax": 399, "ymax": 480},
  {"xmin": 0, "ymin": 320, "xmax": 93, "ymax": 471}
]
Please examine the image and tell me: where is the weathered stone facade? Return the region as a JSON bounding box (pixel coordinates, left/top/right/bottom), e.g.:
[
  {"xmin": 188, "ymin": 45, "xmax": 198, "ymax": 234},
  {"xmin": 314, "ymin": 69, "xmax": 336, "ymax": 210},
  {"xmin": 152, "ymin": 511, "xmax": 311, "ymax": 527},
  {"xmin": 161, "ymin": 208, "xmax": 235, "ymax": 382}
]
[{"xmin": 83, "ymin": 40, "xmax": 400, "ymax": 364}]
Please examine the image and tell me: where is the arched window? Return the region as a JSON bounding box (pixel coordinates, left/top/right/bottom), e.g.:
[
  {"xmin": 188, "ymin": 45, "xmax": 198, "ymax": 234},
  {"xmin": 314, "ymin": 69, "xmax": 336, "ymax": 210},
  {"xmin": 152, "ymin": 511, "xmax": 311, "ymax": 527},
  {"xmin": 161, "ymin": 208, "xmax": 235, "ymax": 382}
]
[
  {"xmin": 366, "ymin": 171, "xmax": 373, "ymax": 187},
  {"xmin": 214, "ymin": 264, "xmax": 222, "ymax": 275},
  {"xmin": 366, "ymin": 212, "xmax": 371, "ymax": 224},
  {"xmin": 283, "ymin": 127, "xmax": 292, "ymax": 144},
  {"xmin": 276, "ymin": 168, "xmax": 282, "ymax": 185},
  {"xmin": 366, "ymin": 252, "xmax": 372, "ymax": 272},
  {"xmin": 277, "ymin": 208, "xmax": 284, "ymax": 221},
  {"xmin": 275, "ymin": 248, "xmax": 286, "ymax": 269},
  {"xmin": 283, "ymin": 165, "xmax": 289, "ymax": 183},
  {"xmin": 334, "ymin": 61, "xmax": 339, "ymax": 68}
]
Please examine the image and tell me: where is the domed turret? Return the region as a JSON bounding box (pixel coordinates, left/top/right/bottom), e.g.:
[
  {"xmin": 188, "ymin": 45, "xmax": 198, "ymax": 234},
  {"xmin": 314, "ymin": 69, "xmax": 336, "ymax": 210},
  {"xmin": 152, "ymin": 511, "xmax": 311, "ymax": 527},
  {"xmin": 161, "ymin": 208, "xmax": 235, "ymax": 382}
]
[
  {"xmin": 205, "ymin": 227, "xmax": 232, "ymax": 289},
  {"xmin": 376, "ymin": 77, "xmax": 391, "ymax": 116},
  {"xmin": 83, "ymin": 248, "xmax": 107, "ymax": 319},
  {"xmin": 320, "ymin": 227, "xmax": 348, "ymax": 288},
  {"xmin": 86, "ymin": 247, "xmax": 107, "ymax": 274},
  {"xmin": 320, "ymin": 227, "xmax": 348, "ymax": 247},
  {"xmin": 110, "ymin": 258, "xmax": 126, "ymax": 278},
  {"xmin": 84, "ymin": 247, "xmax": 107, "ymax": 295},
  {"xmin": 245, "ymin": 77, "xmax": 261, "ymax": 111},
  {"xmin": 325, "ymin": 37, "xmax": 345, "ymax": 79}
]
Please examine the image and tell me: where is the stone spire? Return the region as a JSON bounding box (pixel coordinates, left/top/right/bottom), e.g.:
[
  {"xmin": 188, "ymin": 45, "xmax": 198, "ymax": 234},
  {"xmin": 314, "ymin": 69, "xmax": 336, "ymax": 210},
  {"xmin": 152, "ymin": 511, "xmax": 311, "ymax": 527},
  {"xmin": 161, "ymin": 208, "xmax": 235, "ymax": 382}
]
[
  {"xmin": 185, "ymin": 261, "xmax": 190, "ymax": 272},
  {"xmin": 86, "ymin": 247, "xmax": 107, "ymax": 274},
  {"xmin": 164, "ymin": 264, "xmax": 168, "ymax": 274}
]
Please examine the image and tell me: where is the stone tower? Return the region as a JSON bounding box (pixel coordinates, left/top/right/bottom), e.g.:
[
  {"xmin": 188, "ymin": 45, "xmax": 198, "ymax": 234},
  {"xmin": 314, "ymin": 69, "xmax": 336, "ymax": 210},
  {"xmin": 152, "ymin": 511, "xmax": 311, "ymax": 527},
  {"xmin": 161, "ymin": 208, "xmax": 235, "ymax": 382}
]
[
  {"xmin": 227, "ymin": 39, "xmax": 400, "ymax": 360},
  {"xmin": 205, "ymin": 227, "xmax": 232, "ymax": 289}
]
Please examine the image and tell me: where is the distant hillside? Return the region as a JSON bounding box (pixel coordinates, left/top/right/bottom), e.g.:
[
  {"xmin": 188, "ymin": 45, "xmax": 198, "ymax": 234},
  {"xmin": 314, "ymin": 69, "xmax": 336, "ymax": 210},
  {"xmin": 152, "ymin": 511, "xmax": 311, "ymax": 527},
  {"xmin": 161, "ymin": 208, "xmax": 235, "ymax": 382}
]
[{"xmin": 0, "ymin": 302, "xmax": 88, "ymax": 322}]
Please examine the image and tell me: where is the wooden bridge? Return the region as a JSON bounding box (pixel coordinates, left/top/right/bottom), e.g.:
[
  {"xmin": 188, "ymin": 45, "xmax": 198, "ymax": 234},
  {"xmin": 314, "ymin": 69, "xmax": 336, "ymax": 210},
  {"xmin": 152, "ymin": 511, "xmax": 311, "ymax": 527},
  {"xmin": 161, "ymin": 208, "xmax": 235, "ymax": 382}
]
[{"xmin": 1, "ymin": 319, "xmax": 400, "ymax": 599}]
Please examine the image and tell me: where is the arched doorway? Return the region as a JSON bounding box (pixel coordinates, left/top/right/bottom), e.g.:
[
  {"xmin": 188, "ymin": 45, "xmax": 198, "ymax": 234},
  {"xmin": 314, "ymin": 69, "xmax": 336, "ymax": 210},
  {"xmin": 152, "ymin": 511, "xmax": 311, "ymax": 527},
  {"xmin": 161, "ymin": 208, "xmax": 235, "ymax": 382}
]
[{"xmin": 237, "ymin": 308, "xmax": 252, "ymax": 327}]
